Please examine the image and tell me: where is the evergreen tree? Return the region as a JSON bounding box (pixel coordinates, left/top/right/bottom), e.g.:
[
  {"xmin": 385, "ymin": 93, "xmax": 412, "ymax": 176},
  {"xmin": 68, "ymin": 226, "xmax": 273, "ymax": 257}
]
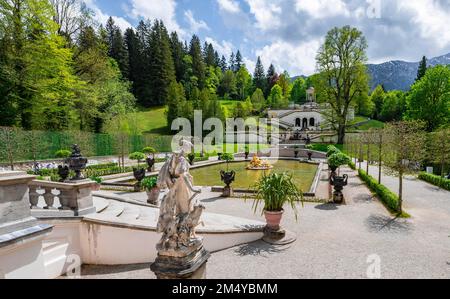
[
  {"xmin": 253, "ymin": 56, "xmax": 266, "ymax": 92},
  {"xmin": 166, "ymin": 81, "xmax": 187, "ymax": 127},
  {"xmin": 219, "ymin": 55, "xmax": 227, "ymax": 72},
  {"xmin": 235, "ymin": 50, "xmax": 243, "ymax": 71},
  {"xmin": 169, "ymin": 31, "xmax": 186, "ymax": 82},
  {"xmin": 229, "ymin": 52, "xmax": 235, "ymax": 72},
  {"xmin": 204, "ymin": 43, "xmax": 216, "ymax": 66},
  {"xmin": 189, "ymin": 35, "xmax": 206, "ymax": 89},
  {"xmin": 148, "ymin": 20, "xmax": 176, "ymax": 106},
  {"xmin": 416, "ymin": 56, "xmax": 427, "ymax": 82}
]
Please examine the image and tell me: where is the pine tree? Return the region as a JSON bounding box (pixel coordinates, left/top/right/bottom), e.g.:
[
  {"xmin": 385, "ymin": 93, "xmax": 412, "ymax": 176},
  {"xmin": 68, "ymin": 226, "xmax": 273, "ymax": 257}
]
[
  {"xmin": 219, "ymin": 55, "xmax": 227, "ymax": 72},
  {"xmin": 204, "ymin": 43, "xmax": 216, "ymax": 66},
  {"xmin": 229, "ymin": 52, "xmax": 235, "ymax": 72},
  {"xmin": 266, "ymin": 64, "xmax": 278, "ymax": 97},
  {"xmin": 169, "ymin": 31, "xmax": 186, "ymax": 82},
  {"xmin": 148, "ymin": 20, "xmax": 176, "ymax": 106},
  {"xmin": 416, "ymin": 56, "xmax": 427, "ymax": 82},
  {"xmin": 235, "ymin": 50, "xmax": 243, "ymax": 71},
  {"xmin": 253, "ymin": 56, "xmax": 266, "ymax": 92},
  {"xmin": 189, "ymin": 35, "xmax": 206, "ymax": 89}
]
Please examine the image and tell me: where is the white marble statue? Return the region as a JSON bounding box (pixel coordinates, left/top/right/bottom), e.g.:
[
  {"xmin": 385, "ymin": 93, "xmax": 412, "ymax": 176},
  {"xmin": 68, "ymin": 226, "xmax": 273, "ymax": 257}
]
[{"xmin": 156, "ymin": 140, "xmax": 204, "ymax": 252}]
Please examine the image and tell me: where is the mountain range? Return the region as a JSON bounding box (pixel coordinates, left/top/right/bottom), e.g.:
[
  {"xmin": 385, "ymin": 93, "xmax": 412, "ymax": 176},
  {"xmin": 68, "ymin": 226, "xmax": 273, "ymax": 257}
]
[{"xmin": 367, "ymin": 52, "xmax": 450, "ymax": 91}]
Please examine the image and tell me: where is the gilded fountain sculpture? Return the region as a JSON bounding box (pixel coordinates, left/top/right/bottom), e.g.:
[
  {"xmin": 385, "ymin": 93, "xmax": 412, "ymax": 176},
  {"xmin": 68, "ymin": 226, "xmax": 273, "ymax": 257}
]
[{"xmin": 247, "ymin": 154, "xmax": 273, "ymax": 171}]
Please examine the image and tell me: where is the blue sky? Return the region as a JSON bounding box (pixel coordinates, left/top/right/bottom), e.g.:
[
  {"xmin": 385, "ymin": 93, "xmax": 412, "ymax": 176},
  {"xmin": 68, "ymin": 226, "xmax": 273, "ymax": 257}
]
[{"xmin": 83, "ymin": 0, "xmax": 450, "ymax": 76}]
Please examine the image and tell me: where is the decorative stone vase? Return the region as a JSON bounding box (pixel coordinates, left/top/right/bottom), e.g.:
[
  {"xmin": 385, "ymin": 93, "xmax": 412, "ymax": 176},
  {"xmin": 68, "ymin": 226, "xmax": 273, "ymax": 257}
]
[
  {"xmin": 66, "ymin": 144, "xmax": 88, "ymax": 181},
  {"xmin": 264, "ymin": 210, "xmax": 284, "ymax": 231},
  {"xmin": 217, "ymin": 153, "xmax": 223, "ymax": 161},
  {"xmin": 294, "ymin": 151, "xmax": 299, "ymax": 158},
  {"xmin": 307, "ymin": 152, "xmax": 313, "ymax": 161},
  {"xmin": 147, "ymin": 187, "xmax": 160, "ymax": 205},
  {"xmin": 133, "ymin": 168, "xmax": 146, "ymax": 192},
  {"xmin": 245, "ymin": 152, "xmax": 250, "ymax": 160},
  {"xmin": 220, "ymin": 170, "xmax": 236, "ymax": 198},
  {"xmin": 330, "ymin": 174, "xmax": 349, "ymax": 204},
  {"xmin": 146, "ymin": 157, "xmax": 156, "ymax": 172},
  {"xmin": 188, "ymin": 155, "xmax": 195, "ymax": 166}
]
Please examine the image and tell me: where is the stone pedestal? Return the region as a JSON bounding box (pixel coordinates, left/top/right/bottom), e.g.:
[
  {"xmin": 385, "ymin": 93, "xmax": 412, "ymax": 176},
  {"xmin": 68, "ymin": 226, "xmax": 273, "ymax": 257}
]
[
  {"xmin": 151, "ymin": 245, "xmax": 210, "ymax": 279},
  {"xmin": 262, "ymin": 227, "xmax": 297, "ymax": 246},
  {"xmin": 222, "ymin": 186, "xmax": 234, "ymax": 198}
]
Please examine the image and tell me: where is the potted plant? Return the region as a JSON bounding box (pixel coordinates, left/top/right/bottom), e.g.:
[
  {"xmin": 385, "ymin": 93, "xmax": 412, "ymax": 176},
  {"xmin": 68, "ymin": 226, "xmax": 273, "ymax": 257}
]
[
  {"xmin": 253, "ymin": 172, "xmax": 303, "ymax": 232},
  {"xmin": 143, "ymin": 147, "xmax": 157, "ymax": 172},
  {"xmin": 220, "ymin": 153, "xmax": 236, "ymax": 197},
  {"xmin": 129, "ymin": 152, "xmax": 146, "ymax": 191},
  {"xmin": 326, "ymin": 145, "xmax": 341, "ymax": 158},
  {"xmin": 90, "ymin": 176, "xmax": 103, "ymax": 191},
  {"xmin": 217, "ymin": 153, "xmax": 223, "ymax": 161},
  {"xmin": 141, "ymin": 176, "xmax": 160, "ymax": 205},
  {"xmin": 187, "ymin": 153, "xmax": 196, "ymax": 166}
]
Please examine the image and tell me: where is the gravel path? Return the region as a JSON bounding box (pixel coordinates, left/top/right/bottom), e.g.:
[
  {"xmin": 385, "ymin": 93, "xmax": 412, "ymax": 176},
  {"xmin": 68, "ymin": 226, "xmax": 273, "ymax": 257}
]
[{"xmin": 77, "ymin": 166, "xmax": 450, "ymax": 279}]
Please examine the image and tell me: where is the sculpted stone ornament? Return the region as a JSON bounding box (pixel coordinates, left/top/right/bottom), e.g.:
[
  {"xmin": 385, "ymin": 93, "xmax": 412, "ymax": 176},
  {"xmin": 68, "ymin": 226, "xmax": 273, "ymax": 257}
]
[
  {"xmin": 66, "ymin": 144, "xmax": 88, "ymax": 181},
  {"xmin": 150, "ymin": 140, "xmax": 210, "ymax": 279}
]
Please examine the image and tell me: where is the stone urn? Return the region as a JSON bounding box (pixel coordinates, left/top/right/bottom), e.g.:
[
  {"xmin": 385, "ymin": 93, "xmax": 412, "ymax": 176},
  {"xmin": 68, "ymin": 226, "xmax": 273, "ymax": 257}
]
[
  {"xmin": 294, "ymin": 149, "xmax": 299, "ymax": 158},
  {"xmin": 147, "ymin": 187, "xmax": 160, "ymax": 205},
  {"xmin": 330, "ymin": 174, "xmax": 349, "ymax": 204},
  {"xmin": 220, "ymin": 170, "xmax": 236, "ymax": 197},
  {"xmin": 146, "ymin": 157, "xmax": 156, "ymax": 172},
  {"xmin": 58, "ymin": 165, "xmax": 70, "ymax": 182},
  {"xmin": 133, "ymin": 168, "xmax": 146, "ymax": 192},
  {"xmin": 264, "ymin": 210, "xmax": 284, "ymax": 231},
  {"xmin": 66, "ymin": 144, "xmax": 88, "ymax": 181},
  {"xmin": 245, "ymin": 152, "xmax": 250, "ymax": 160},
  {"xmin": 217, "ymin": 153, "xmax": 223, "ymax": 161},
  {"xmin": 307, "ymin": 152, "xmax": 313, "ymax": 161}
]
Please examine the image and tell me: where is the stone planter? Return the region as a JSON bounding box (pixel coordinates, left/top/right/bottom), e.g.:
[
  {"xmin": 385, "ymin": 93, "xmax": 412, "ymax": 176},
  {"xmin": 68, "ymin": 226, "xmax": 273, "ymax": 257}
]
[
  {"xmin": 220, "ymin": 170, "xmax": 236, "ymax": 198},
  {"xmin": 330, "ymin": 174, "xmax": 349, "ymax": 204},
  {"xmin": 294, "ymin": 151, "xmax": 299, "ymax": 158},
  {"xmin": 146, "ymin": 157, "xmax": 156, "ymax": 172},
  {"xmin": 245, "ymin": 152, "xmax": 250, "ymax": 160},
  {"xmin": 133, "ymin": 168, "xmax": 146, "ymax": 192},
  {"xmin": 264, "ymin": 210, "xmax": 284, "ymax": 231},
  {"xmin": 92, "ymin": 183, "xmax": 101, "ymax": 191},
  {"xmin": 147, "ymin": 187, "xmax": 160, "ymax": 205}
]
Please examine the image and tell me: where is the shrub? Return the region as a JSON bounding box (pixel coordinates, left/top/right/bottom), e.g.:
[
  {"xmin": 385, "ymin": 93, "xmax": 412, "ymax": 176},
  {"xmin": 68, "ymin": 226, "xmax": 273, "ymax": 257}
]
[
  {"xmin": 358, "ymin": 169, "xmax": 400, "ymax": 213},
  {"xmin": 141, "ymin": 176, "xmax": 158, "ymax": 191},
  {"xmin": 129, "ymin": 152, "xmax": 146, "ymax": 165},
  {"xmin": 419, "ymin": 172, "xmax": 450, "ymax": 191},
  {"xmin": 326, "ymin": 145, "xmax": 341, "ymax": 157},
  {"xmin": 55, "ymin": 150, "xmax": 71, "ymax": 159},
  {"xmin": 328, "ymin": 153, "xmax": 351, "ymax": 168},
  {"xmin": 143, "ymin": 147, "xmax": 157, "ymax": 155},
  {"xmin": 221, "ymin": 153, "xmax": 235, "ymax": 162},
  {"xmin": 90, "ymin": 176, "xmax": 103, "ymax": 184},
  {"xmin": 348, "ymin": 161, "xmax": 356, "ymax": 170}
]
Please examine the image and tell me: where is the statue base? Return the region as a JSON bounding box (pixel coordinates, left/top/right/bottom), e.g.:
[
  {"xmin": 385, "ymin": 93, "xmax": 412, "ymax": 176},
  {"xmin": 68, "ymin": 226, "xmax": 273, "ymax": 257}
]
[
  {"xmin": 333, "ymin": 192, "xmax": 345, "ymax": 205},
  {"xmin": 262, "ymin": 227, "xmax": 297, "ymax": 246},
  {"xmin": 221, "ymin": 186, "xmax": 234, "ymax": 198},
  {"xmin": 151, "ymin": 245, "xmax": 211, "ymax": 279}
]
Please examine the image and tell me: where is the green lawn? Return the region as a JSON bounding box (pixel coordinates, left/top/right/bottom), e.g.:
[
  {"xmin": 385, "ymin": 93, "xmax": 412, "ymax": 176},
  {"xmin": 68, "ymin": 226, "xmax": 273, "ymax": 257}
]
[
  {"xmin": 132, "ymin": 106, "xmax": 169, "ymax": 134},
  {"xmin": 356, "ymin": 120, "xmax": 385, "ymax": 130}
]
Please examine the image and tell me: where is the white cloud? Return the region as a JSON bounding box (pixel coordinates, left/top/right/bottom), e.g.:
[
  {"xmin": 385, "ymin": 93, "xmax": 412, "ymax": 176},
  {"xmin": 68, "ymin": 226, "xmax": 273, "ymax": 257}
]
[
  {"xmin": 246, "ymin": 0, "xmax": 282, "ymax": 31},
  {"xmin": 184, "ymin": 10, "xmax": 210, "ymax": 33},
  {"xmin": 243, "ymin": 57, "xmax": 256, "ymax": 73},
  {"xmin": 205, "ymin": 37, "xmax": 234, "ymax": 58},
  {"xmin": 256, "ymin": 39, "xmax": 323, "ymax": 76},
  {"xmin": 126, "ymin": 0, "xmax": 183, "ymax": 35},
  {"xmin": 217, "ymin": 0, "xmax": 241, "ymax": 14},
  {"xmin": 397, "ymin": 0, "xmax": 450, "ymax": 49},
  {"xmin": 295, "ymin": 0, "xmax": 350, "ymax": 18},
  {"xmin": 83, "ymin": 0, "xmax": 132, "ymax": 31}
]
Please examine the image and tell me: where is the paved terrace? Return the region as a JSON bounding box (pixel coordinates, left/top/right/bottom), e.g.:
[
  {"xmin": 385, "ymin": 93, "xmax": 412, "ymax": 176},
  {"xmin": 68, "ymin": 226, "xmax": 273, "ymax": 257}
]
[{"xmin": 67, "ymin": 165, "xmax": 450, "ymax": 279}]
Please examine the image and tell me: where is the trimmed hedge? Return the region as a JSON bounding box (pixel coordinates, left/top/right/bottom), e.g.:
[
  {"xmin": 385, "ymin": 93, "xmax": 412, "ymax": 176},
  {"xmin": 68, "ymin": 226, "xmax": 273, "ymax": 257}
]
[
  {"xmin": 419, "ymin": 172, "xmax": 450, "ymax": 191},
  {"xmin": 348, "ymin": 161, "xmax": 356, "ymax": 170},
  {"xmin": 358, "ymin": 169, "xmax": 400, "ymax": 213}
]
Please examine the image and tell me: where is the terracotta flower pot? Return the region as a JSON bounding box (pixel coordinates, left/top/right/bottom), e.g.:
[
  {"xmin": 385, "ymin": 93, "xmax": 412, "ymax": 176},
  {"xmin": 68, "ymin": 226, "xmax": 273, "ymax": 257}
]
[
  {"xmin": 92, "ymin": 183, "xmax": 101, "ymax": 191},
  {"xmin": 147, "ymin": 187, "xmax": 160, "ymax": 205},
  {"xmin": 264, "ymin": 210, "xmax": 284, "ymax": 231}
]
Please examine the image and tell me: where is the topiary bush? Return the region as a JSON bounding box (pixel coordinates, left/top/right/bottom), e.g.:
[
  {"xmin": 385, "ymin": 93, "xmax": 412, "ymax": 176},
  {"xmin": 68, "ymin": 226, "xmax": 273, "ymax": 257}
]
[
  {"xmin": 328, "ymin": 152, "xmax": 351, "ymax": 169},
  {"xmin": 326, "ymin": 145, "xmax": 341, "ymax": 157},
  {"xmin": 419, "ymin": 172, "xmax": 450, "ymax": 191},
  {"xmin": 55, "ymin": 149, "xmax": 71, "ymax": 159}
]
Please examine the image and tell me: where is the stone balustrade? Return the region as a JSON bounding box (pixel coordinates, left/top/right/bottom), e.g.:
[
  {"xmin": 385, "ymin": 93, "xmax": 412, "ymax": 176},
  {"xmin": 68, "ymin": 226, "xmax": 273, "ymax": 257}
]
[{"xmin": 28, "ymin": 180, "xmax": 97, "ymax": 218}]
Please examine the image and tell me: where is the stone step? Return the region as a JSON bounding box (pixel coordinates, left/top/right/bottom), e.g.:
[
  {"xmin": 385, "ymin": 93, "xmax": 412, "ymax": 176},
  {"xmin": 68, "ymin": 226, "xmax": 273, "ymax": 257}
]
[
  {"xmin": 98, "ymin": 200, "xmax": 124, "ymax": 218},
  {"xmin": 119, "ymin": 204, "xmax": 141, "ymax": 221},
  {"xmin": 137, "ymin": 207, "xmax": 159, "ymax": 222},
  {"xmin": 93, "ymin": 197, "xmax": 109, "ymax": 213}
]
